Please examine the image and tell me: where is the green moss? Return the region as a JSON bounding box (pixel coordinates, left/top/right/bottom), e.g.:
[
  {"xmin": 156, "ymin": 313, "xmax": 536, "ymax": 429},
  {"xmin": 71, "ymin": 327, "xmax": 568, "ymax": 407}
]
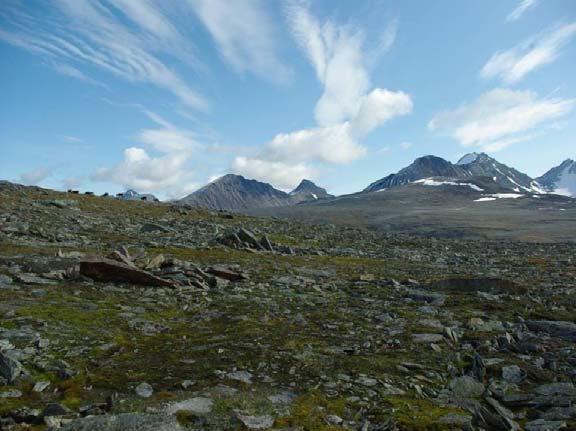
[
  {"xmin": 385, "ymin": 397, "xmax": 467, "ymax": 431},
  {"xmin": 275, "ymin": 391, "xmax": 346, "ymax": 431}
]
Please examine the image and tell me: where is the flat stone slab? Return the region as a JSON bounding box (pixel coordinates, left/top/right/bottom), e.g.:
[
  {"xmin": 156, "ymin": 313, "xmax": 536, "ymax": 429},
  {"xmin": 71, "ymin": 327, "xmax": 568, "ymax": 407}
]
[
  {"xmin": 80, "ymin": 257, "xmax": 174, "ymax": 287},
  {"xmin": 165, "ymin": 397, "xmax": 213, "ymax": 415},
  {"xmin": 412, "ymin": 333, "xmax": 444, "ymax": 343}
]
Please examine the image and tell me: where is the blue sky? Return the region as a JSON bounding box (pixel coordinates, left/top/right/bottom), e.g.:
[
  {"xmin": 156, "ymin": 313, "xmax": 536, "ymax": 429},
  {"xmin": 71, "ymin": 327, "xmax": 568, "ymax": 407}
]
[{"xmin": 1, "ymin": 0, "xmax": 575, "ymax": 198}]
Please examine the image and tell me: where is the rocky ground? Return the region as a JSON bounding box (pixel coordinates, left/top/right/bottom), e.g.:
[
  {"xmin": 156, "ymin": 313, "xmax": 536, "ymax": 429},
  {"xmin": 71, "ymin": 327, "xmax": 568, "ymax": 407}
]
[{"xmin": 0, "ymin": 180, "xmax": 575, "ymax": 430}]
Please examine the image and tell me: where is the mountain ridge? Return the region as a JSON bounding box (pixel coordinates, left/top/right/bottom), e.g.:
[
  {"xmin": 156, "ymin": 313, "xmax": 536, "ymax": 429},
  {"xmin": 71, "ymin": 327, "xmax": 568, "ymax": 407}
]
[{"xmin": 179, "ymin": 174, "xmax": 332, "ymax": 211}]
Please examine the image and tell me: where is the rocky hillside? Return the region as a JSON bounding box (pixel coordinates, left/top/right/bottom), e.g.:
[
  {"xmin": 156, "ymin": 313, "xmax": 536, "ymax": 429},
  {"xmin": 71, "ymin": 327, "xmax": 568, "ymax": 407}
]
[
  {"xmin": 254, "ymin": 176, "xmax": 576, "ymax": 241},
  {"xmin": 0, "ymin": 181, "xmax": 575, "ymax": 430},
  {"xmin": 364, "ymin": 153, "xmax": 540, "ymax": 193},
  {"xmin": 537, "ymin": 159, "xmax": 576, "ymax": 197}
]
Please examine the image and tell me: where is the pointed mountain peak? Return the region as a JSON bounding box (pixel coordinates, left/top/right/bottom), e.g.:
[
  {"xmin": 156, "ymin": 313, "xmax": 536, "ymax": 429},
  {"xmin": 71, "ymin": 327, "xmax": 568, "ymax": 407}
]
[
  {"xmin": 290, "ymin": 179, "xmax": 332, "ymax": 199},
  {"xmin": 457, "ymin": 152, "xmax": 480, "ymax": 165}
]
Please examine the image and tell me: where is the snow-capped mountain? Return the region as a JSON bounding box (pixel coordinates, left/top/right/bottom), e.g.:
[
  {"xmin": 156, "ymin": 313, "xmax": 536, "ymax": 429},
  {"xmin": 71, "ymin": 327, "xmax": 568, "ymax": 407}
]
[
  {"xmin": 364, "ymin": 155, "xmax": 465, "ymax": 192},
  {"xmin": 536, "ymin": 159, "xmax": 576, "ymax": 197},
  {"xmin": 455, "ymin": 152, "xmax": 539, "ymax": 193},
  {"xmin": 364, "ymin": 153, "xmax": 540, "ymax": 193}
]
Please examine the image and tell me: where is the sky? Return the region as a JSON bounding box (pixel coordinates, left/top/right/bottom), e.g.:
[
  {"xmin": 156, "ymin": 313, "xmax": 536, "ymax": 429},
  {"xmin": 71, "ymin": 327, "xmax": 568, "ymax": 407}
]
[{"xmin": 1, "ymin": 0, "xmax": 575, "ymax": 199}]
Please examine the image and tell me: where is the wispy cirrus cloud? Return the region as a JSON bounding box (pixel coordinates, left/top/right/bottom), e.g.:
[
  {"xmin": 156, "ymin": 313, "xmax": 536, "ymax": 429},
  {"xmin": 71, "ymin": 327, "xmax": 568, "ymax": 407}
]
[
  {"xmin": 232, "ymin": 1, "xmax": 412, "ymax": 189},
  {"xmin": 481, "ymin": 22, "xmax": 576, "ymax": 84},
  {"xmin": 0, "ymin": 0, "xmax": 206, "ymax": 109},
  {"xmin": 506, "ymin": 0, "xmax": 538, "ymax": 22},
  {"xmin": 429, "ymin": 88, "xmax": 574, "ymax": 152},
  {"xmin": 187, "ymin": 0, "xmax": 291, "ymax": 84}
]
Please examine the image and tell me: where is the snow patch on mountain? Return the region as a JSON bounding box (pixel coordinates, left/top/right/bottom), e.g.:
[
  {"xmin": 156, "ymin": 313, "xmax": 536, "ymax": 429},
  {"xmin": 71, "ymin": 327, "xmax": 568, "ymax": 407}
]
[
  {"xmin": 474, "ymin": 193, "xmax": 524, "ymax": 202},
  {"xmin": 414, "ymin": 178, "xmax": 484, "ymax": 191}
]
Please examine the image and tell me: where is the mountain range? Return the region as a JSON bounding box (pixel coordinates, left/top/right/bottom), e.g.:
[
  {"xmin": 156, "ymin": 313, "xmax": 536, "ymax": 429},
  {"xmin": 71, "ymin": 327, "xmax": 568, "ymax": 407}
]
[
  {"xmin": 179, "ymin": 175, "xmax": 333, "ymax": 212},
  {"xmin": 177, "ymin": 153, "xmax": 574, "ymax": 212}
]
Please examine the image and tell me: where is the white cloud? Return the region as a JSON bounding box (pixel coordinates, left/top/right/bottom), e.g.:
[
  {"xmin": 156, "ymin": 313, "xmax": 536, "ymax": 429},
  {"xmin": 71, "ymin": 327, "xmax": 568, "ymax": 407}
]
[
  {"xmin": 429, "ymin": 88, "xmax": 575, "ymax": 151},
  {"xmin": 0, "ymin": 0, "xmax": 206, "ymax": 109},
  {"xmin": 481, "ymin": 22, "xmax": 576, "ymax": 84},
  {"xmin": 52, "ymin": 63, "xmax": 107, "ymax": 88},
  {"xmin": 351, "ymin": 89, "xmax": 413, "ymax": 136},
  {"xmin": 62, "ymin": 135, "xmax": 83, "ymax": 143},
  {"xmin": 506, "ymin": 0, "xmax": 538, "ymax": 22},
  {"xmin": 92, "ymin": 113, "xmax": 197, "ymax": 193},
  {"xmin": 230, "ymin": 2, "xmax": 412, "ymax": 189},
  {"xmin": 285, "ymin": 1, "xmax": 369, "ymax": 125},
  {"xmin": 20, "ymin": 167, "xmax": 52, "ymax": 185},
  {"xmin": 266, "ymin": 123, "xmax": 365, "ymax": 164},
  {"xmin": 399, "ymin": 141, "xmax": 413, "ymax": 150},
  {"xmin": 187, "ymin": 0, "xmax": 291, "ymax": 83},
  {"xmin": 232, "ymin": 157, "xmax": 316, "ymax": 190}
]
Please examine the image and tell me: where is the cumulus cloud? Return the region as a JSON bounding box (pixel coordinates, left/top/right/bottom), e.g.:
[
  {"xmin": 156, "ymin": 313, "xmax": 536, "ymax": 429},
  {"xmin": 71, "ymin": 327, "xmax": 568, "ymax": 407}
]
[
  {"xmin": 351, "ymin": 89, "xmax": 413, "ymax": 137},
  {"xmin": 481, "ymin": 22, "xmax": 576, "ymax": 84},
  {"xmin": 230, "ymin": 2, "xmax": 412, "ymax": 188},
  {"xmin": 232, "ymin": 157, "xmax": 316, "ymax": 190},
  {"xmin": 429, "ymin": 88, "xmax": 574, "ymax": 152},
  {"xmin": 0, "ymin": 0, "xmax": 206, "ymax": 109},
  {"xmin": 265, "ymin": 123, "xmax": 364, "ymax": 165},
  {"xmin": 506, "ymin": 0, "xmax": 538, "ymax": 22},
  {"xmin": 20, "ymin": 167, "xmax": 52, "ymax": 185},
  {"xmin": 92, "ymin": 113, "xmax": 197, "ymax": 193},
  {"xmin": 187, "ymin": 0, "xmax": 291, "ymax": 83}
]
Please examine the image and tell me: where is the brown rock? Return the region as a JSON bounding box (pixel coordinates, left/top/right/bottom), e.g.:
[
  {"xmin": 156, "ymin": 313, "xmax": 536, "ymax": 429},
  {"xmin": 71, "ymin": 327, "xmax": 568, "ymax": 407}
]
[
  {"xmin": 80, "ymin": 257, "xmax": 174, "ymax": 287},
  {"xmin": 206, "ymin": 265, "xmax": 247, "ymax": 281}
]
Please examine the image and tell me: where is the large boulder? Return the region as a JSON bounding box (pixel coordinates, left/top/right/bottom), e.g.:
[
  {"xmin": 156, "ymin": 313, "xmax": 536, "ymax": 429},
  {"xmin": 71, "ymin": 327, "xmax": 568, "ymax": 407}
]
[
  {"xmin": 0, "ymin": 351, "xmax": 25, "ymax": 383},
  {"xmin": 79, "ymin": 257, "xmax": 174, "ymax": 287},
  {"xmin": 526, "ymin": 320, "xmax": 576, "ymax": 342}
]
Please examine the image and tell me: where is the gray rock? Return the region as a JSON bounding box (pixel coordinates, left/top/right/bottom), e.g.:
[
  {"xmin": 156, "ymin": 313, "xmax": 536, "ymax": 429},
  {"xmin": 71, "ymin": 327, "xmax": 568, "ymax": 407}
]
[
  {"xmin": 226, "ymin": 370, "xmax": 253, "ymax": 384},
  {"xmin": 525, "ymin": 419, "xmax": 567, "ymax": 431},
  {"xmin": 16, "ymin": 274, "xmax": 56, "ymax": 285},
  {"xmin": 404, "ymin": 288, "xmax": 446, "ymax": 305},
  {"xmin": 502, "ymin": 365, "xmax": 525, "ymax": 384},
  {"xmin": 267, "ymin": 390, "xmax": 296, "ymax": 404},
  {"xmin": 0, "ymin": 389, "xmax": 22, "ymax": 398},
  {"xmin": 0, "ymin": 274, "xmax": 13, "ymax": 285},
  {"xmin": 535, "ymin": 383, "xmax": 576, "ymax": 397},
  {"xmin": 439, "ymin": 413, "xmax": 472, "ymax": 426},
  {"xmin": 412, "ymin": 333, "xmax": 444, "ymax": 343},
  {"xmin": 448, "ymin": 376, "xmax": 485, "ymax": 398},
  {"xmin": 59, "ymin": 413, "xmax": 184, "ymax": 431},
  {"xmin": 526, "ymin": 320, "xmax": 576, "ymax": 342},
  {"xmin": 135, "ymin": 382, "xmax": 153, "ymax": 398},
  {"xmin": 539, "ymin": 406, "xmax": 576, "ymax": 420},
  {"xmin": 235, "ymin": 412, "xmax": 275, "ymax": 430},
  {"xmin": 33, "ymin": 381, "xmax": 50, "ymax": 392},
  {"xmin": 140, "ymin": 223, "xmax": 173, "ymax": 233},
  {"xmin": 165, "ymin": 397, "xmax": 213, "ymax": 415},
  {"xmin": 0, "ymin": 351, "xmax": 24, "ymax": 383}
]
